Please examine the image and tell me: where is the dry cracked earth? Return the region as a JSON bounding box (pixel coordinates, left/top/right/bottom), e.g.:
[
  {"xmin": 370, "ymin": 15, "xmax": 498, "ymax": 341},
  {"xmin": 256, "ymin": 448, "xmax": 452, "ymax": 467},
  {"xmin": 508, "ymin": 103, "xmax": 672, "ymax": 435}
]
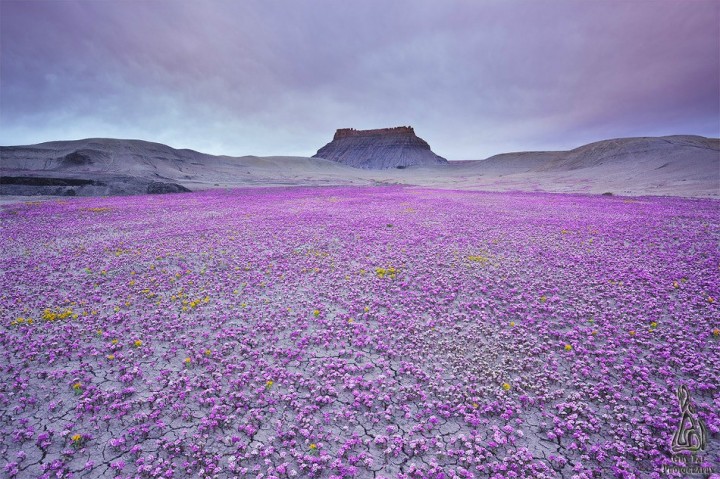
[{"xmin": 1, "ymin": 186, "xmax": 718, "ymax": 479}]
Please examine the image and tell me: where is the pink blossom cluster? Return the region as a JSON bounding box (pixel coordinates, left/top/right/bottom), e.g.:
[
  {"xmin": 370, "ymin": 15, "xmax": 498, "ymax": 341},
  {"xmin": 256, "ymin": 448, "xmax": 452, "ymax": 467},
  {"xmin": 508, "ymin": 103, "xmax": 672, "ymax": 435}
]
[{"xmin": 0, "ymin": 187, "xmax": 718, "ymax": 478}]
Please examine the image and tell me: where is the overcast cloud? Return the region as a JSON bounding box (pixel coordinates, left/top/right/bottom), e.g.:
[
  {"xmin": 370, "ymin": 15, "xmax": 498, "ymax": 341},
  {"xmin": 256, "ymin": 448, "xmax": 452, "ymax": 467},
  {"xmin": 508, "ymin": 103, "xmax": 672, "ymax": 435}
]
[{"xmin": 1, "ymin": 0, "xmax": 718, "ymax": 159}]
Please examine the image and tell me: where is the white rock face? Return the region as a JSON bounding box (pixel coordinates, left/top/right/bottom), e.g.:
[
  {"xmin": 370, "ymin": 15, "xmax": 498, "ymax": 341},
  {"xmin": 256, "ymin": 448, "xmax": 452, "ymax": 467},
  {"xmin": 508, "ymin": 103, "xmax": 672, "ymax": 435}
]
[{"xmin": 312, "ymin": 126, "xmax": 448, "ymax": 169}]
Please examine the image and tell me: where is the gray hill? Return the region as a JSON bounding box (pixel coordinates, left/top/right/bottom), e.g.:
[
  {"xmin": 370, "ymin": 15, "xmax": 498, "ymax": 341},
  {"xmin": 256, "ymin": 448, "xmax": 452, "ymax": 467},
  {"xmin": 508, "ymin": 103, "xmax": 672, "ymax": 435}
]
[
  {"xmin": 1, "ymin": 135, "xmax": 718, "ymax": 199},
  {"xmin": 444, "ymin": 135, "xmax": 719, "ymax": 196},
  {"xmin": 313, "ymin": 126, "xmax": 448, "ymax": 169},
  {"xmin": 0, "ymin": 138, "xmax": 373, "ymax": 197},
  {"xmin": 0, "ymin": 139, "xmax": 202, "ymax": 196}
]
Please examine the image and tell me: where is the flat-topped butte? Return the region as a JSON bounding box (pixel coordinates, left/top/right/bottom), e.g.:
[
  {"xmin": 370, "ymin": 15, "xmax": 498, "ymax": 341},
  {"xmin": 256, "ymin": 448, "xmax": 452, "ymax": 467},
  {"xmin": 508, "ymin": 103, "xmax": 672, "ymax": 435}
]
[{"xmin": 314, "ymin": 126, "xmax": 448, "ymax": 169}]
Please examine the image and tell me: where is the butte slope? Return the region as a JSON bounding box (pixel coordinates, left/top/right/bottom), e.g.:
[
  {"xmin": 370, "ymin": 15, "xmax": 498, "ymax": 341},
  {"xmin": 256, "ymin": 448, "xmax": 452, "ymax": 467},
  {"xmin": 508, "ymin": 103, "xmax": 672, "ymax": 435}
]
[{"xmin": 313, "ymin": 126, "xmax": 448, "ymax": 169}]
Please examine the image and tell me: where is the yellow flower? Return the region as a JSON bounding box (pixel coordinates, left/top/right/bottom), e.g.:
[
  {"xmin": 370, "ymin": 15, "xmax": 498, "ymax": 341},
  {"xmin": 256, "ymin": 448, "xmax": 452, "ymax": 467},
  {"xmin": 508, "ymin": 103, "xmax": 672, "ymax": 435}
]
[
  {"xmin": 713, "ymin": 328, "xmax": 719, "ymax": 337},
  {"xmin": 204, "ymin": 349, "xmax": 212, "ymax": 357},
  {"xmin": 629, "ymin": 330, "xmax": 636, "ymax": 336},
  {"xmin": 313, "ymin": 309, "xmax": 320, "ymax": 317},
  {"xmin": 309, "ymin": 443, "xmax": 317, "ymax": 450},
  {"xmin": 265, "ymin": 380, "xmax": 274, "ymax": 389},
  {"xmin": 72, "ymin": 382, "xmax": 82, "ymax": 393},
  {"xmin": 348, "ymin": 318, "xmax": 354, "ymax": 324},
  {"xmin": 540, "ymin": 295, "xmax": 547, "ymax": 303},
  {"xmin": 472, "ymin": 402, "xmax": 479, "ymax": 408},
  {"xmin": 591, "ymin": 330, "xmax": 598, "ymax": 336},
  {"xmin": 708, "ymin": 297, "xmax": 715, "ymax": 304},
  {"xmin": 106, "ymin": 354, "xmax": 115, "ymax": 360},
  {"xmin": 650, "ymin": 322, "xmax": 657, "ymax": 328},
  {"xmin": 509, "ymin": 321, "xmax": 515, "ymax": 327},
  {"xmin": 184, "ymin": 357, "xmax": 191, "ymax": 365},
  {"xmin": 133, "ymin": 340, "xmax": 143, "ymax": 347},
  {"xmin": 502, "ymin": 382, "xmax": 511, "ymax": 391},
  {"xmin": 71, "ymin": 433, "xmax": 82, "ymax": 442},
  {"xmin": 673, "ymin": 281, "xmax": 679, "ymax": 289},
  {"xmin": 564, "ymin": 344, "xmax": 572, "ymax": 351},
  {"xmin": 364, "ymin": 306, "xmax": 370, "ymax": 312}
]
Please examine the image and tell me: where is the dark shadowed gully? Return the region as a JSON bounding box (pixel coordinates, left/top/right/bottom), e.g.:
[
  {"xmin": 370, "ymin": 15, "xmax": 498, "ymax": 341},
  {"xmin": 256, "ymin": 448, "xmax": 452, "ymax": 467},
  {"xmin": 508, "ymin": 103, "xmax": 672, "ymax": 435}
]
[{"xmin": 0, "ymin": 187, "xmax": 718, "ymax": 478}]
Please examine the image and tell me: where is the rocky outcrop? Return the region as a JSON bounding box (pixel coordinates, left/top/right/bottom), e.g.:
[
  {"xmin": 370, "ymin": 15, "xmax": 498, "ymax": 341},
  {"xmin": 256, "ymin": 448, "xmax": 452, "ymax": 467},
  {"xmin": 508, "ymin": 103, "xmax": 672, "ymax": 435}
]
[
  {"xmin": 146, "ymin": 181, "xmax": 191, "ymax": 194},
  {"xmin": 0, "ymin": 174, "xmax": 190, "ymax": 197},
  {"xmin": 313, "ymin": 126, "xmax": 448, "ymax": 169},
  {"xmin": 0, "ymin": 140, "xmax": 205, "ymax": 197}
]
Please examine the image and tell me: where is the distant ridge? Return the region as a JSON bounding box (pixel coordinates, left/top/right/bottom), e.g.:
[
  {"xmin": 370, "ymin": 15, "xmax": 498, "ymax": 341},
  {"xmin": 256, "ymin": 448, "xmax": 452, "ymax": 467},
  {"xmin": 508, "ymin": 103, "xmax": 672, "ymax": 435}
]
[
  {"xmin": 313, "ymin": 126, "xmax": 448, "ymax": 169},
  {"xmin": 0, "ymin": 135, "xmax": 717, "ymax": 198}
]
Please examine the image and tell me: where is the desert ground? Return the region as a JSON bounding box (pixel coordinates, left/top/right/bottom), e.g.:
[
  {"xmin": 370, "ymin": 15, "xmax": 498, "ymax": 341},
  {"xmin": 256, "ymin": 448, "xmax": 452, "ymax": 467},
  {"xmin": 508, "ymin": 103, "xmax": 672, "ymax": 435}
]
[{"xmin": 1, "ymin": 186, "xmax": 718, "ymax": 478}]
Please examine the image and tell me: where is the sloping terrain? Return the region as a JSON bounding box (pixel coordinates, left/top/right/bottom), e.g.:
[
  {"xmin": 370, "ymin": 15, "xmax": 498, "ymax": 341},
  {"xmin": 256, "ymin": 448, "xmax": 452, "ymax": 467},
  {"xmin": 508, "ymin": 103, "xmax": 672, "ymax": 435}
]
[
  {"xmin": 0, "ymin": 138, "xmax": 376, "ymax": 196},
  {"xmin": 313, "ymin": 127, "xmax": 448, "ymax": 169},
  {"xmin": 433, "ymin": 135, "xmax": 719, "ymax": 197},
  {"xmin": 1, "ymin": 135, "xmax": 718, "ymax": 198}
]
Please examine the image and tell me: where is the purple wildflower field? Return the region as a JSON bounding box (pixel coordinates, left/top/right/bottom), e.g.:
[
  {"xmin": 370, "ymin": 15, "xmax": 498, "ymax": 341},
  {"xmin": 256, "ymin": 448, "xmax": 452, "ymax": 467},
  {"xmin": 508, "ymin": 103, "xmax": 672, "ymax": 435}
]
[{"xmin": 1, "ymin": 186, "xmax": 718, "ymax": 479}]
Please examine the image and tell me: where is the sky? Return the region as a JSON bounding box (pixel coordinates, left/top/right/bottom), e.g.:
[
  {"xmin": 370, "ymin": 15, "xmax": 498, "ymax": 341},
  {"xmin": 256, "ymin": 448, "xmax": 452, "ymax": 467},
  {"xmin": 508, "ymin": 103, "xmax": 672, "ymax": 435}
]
[{"xmin": 1, "ymin": 0, "xmax": 719, "ymax": 160}]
